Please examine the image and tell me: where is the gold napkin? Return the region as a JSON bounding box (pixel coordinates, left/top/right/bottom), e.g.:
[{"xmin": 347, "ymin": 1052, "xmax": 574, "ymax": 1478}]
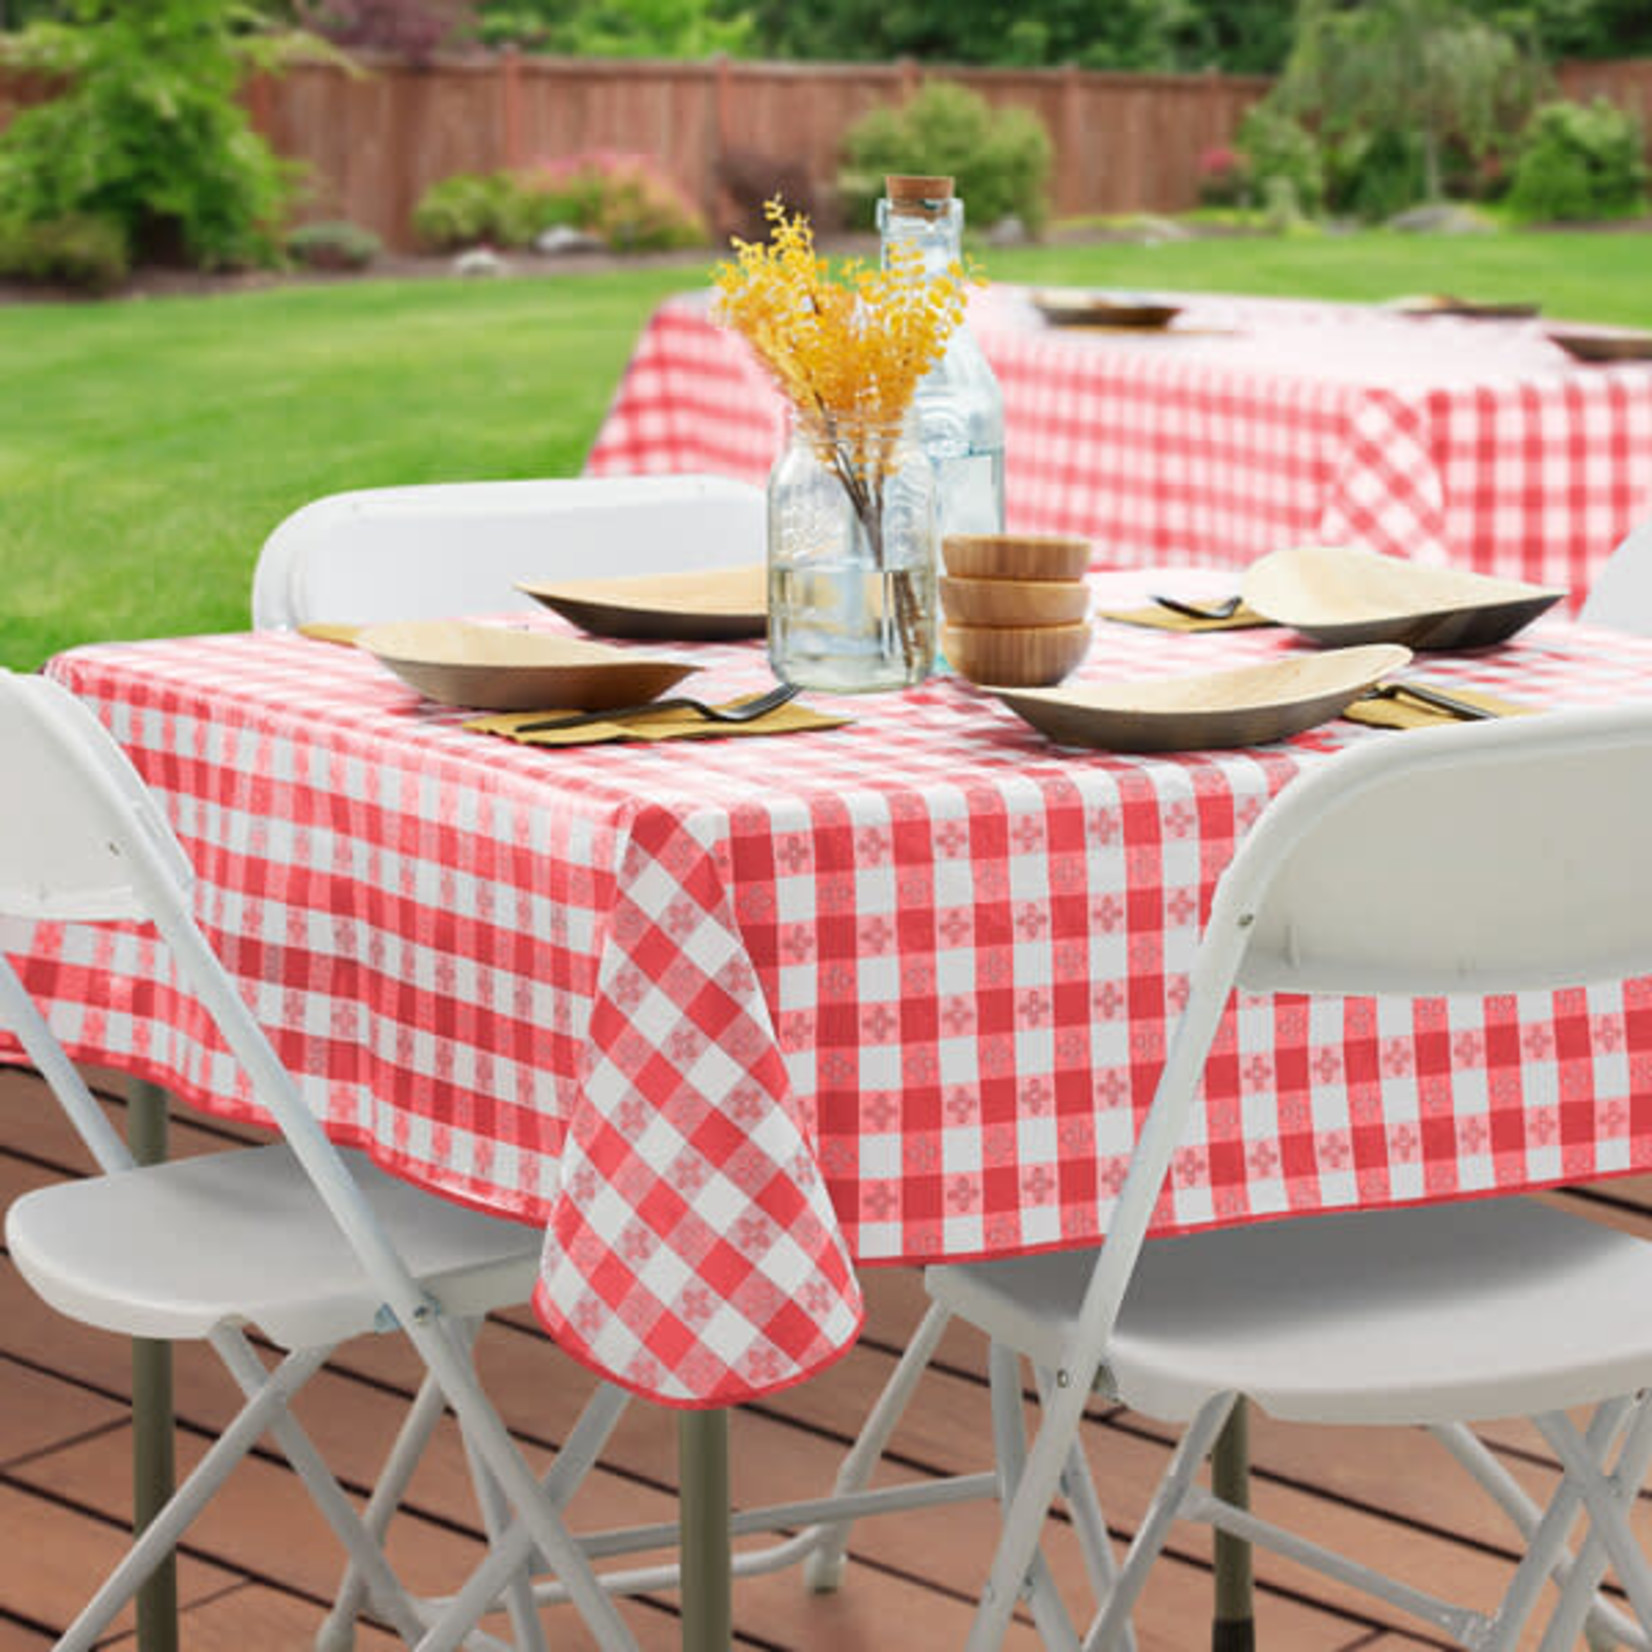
[
  {"xmin": 1096, "ymin": 600, "xmax": 1274, "ymax": 633},
  {"xmin": 1342, "ymin": 681, "xmax": 1535, "ymax": 729},
  {"xmin": 465, "ymin": 697, "xmax": 850, "ymax": 746}
]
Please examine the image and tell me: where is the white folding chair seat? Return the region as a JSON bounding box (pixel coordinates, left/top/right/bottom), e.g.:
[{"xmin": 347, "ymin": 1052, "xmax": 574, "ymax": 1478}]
[
  {"xmin": 931, "ymin": 707, "xmax": 1652, "ymax": 1652},
  {"xmin": 8, "ymin": 1142, "xmax": 539, "ymax": 1347},
  {"xmin": 934, "ymin": 1197, "xmax": 1652, "ymax": 1427}
]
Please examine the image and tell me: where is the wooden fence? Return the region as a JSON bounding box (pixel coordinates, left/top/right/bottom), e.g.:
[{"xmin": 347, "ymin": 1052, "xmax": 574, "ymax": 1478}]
[
  {"xmin": 1556, "ymin": 55, "xmax": 1652, "ymax": 127},
  {"xmin": 4, "ymin": 52, "xmax": 1652, "ymax": 253},
  {"xmin": 233, "ymin": 53, "xmax": 1272, "ymax": 250}
]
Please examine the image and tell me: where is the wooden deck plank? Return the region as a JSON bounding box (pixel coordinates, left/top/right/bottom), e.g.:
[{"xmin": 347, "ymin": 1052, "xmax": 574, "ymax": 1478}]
[
  {"xmin": 0, "ymin": 1481, "xmax": 239, "ymax": 1644},
  {"xmin": 96, "ymin": 1583, "xmax": 406, "ymax": 1650}
]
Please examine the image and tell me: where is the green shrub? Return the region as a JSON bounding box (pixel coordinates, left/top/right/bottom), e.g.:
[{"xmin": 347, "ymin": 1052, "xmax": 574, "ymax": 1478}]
[
  {"xmin": 286, "ymin": 219, "xmax": 382, "ymax": 270},
  {"xmin": 1327, "ymin": 127, "xmax": 1427, "ymax": 221},
  {"xmin": 414, "ymin": 154, "xmax": 708, "ymax": 254},
  {"xmin": 0, "ymin": 211, "xmax": 130, "ymax": 292},
  {"xmin": 839, "ymin": 82, "xmax": 1053, "ymax": 236},
  {"xmin": 1506, "ymin": 98, "xmax": 1648, "ymax": 222},
  {"xmin": 412, "ymin": 172, "xmax": 520, "ymax": 250},
  {"xmin": 1236, "ymin": 104, "xmax": 1326, "ymax": 219},
  {"xmin": 0, "ymin": 0, "xmax": 300, "ymax": 272}
]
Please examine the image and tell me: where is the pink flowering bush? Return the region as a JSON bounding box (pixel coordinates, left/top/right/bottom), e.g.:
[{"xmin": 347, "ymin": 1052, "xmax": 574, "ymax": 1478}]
[
  {"xmin": 1196, "ymin": 144, "xmax": 1252, "ymax": 208},
  {"xmin": 519, "ymin": 151, "xmax": 707, "ymax": 253}
]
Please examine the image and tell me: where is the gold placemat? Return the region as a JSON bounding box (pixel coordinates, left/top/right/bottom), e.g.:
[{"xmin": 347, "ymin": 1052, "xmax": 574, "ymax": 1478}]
[
  {"xmin": 1097, "ymin": 600, "xmax": 1274, "ymax": 633},
  {"xmin": 297, "ymin": 621, "xmax": 365, "ymax": 647},
  {"xmin": 1342, "ymin": 681, "xmax": 1535, "ymax": 729},
  {"xmin": 466, "ymin": 699, "xmax": 849, "ymax": 746}
]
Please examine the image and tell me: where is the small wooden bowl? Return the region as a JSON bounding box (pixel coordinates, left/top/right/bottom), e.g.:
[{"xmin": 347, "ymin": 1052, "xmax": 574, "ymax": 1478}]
[
  {"xmin": 943, "ymin": 621, "xmax": 1093, "ymax": 687},
  {"xmin": 943, "ymin": 534, "xmax": 1091, "ymax": 583},
  {"xmin": 940, "ymin": 576, "xmax": 1091, "ymax": 628}
]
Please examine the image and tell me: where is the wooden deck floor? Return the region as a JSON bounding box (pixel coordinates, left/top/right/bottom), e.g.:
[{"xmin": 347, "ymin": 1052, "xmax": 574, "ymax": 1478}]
[{"xmin": 3, "ymin": 1064, "xmax": 1650, "ymax": 1652}]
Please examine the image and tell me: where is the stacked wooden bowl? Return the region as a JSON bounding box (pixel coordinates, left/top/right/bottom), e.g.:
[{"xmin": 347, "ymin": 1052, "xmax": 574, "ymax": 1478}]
[{"xmin": 940, "ymin": 534, "xmax": 1093, "ymax": 686}]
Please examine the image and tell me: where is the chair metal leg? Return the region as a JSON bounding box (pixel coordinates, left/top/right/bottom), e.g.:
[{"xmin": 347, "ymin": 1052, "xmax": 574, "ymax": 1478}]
[
  {"xmin": 1537, "ymin": 1399, "xmax": 1652, "ymax": 1652},
  {"xmin": 965, "ymin": 1343, "xmax": 1118, "ymax": 1652},
  {"xmin": 406, "ymin": 1313, "xmax": 641, "ymax": 1652},
  {"xmin": 801, "ymin": 1297, "xmax": 954, "ymax": 1593},
  {"xmin": 315, "ymin": 1369, "xmax": 454, "ymax": 1652},
  {"xmin": 211, "ymin": 1331, "xmax": 438, "ymax": 1645},
  {"xmin": 56, "ymin": 1346, "xmax": 335, "ymax": 1652},
  {"xmin": 994, "ymin": 1351, "xmax": 1081, "ymax": 1652},
  {"xmin": 1539, "ymin": 1408, "xmax": 1652, "ymax": 1636},
  {"xmin": 461, "ymin": 1416, "xmax": 550, "ymax": 1652},
  {"xmin": 1025, "ymin": 1363, "xmax": 1138, "ymax": 1652},
  {"xmin": 415, "ymin": 1382, "xmax": 631, "ymax": 1652},
  {"xmin": 1084, "ymin": 1393, "xmax": 1237, "ymax": 1652},
  {"xmin": 1430, "ymin": 1420, "xmax": 1648, "ymax": 1652}
]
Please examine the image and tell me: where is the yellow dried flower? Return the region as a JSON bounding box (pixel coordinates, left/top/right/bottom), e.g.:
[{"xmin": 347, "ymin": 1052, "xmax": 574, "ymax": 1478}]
[{"xmin": 712, "ymin": 199, "xmax": 970, "ymax": 486}]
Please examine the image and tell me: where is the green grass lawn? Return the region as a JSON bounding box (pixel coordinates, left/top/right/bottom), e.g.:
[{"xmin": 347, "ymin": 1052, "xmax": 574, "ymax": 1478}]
[{"xmin": 5, "ymin": 228, "xmax": 1651, "ymax": 670}]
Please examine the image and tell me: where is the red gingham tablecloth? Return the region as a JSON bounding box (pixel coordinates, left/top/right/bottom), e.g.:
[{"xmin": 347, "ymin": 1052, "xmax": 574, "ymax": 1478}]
[
  {"xmin": 9, "ymin": 584, "xmax": 1652, "ymax": 1407},
  {"xmin": 585, "ymin": 288, "xmax": 1652, "ymax": 607}
]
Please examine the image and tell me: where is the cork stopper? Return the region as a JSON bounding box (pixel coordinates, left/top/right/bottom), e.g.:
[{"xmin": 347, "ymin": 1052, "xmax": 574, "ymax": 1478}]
[{"xmin": 885, "ymin": 174, "xmax": 955, "ymax": 219}]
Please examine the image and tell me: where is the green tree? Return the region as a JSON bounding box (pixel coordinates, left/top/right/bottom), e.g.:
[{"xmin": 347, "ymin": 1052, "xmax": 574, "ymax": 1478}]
[
  {"xmin": 744, "ymin": 0, "xmax": 1248, "ymax": 70},
  {"xmin": 1470, "ymin": 0, "xmax": 1652, "ymax": 62},
  {"xmin": 1273, "ymin": 0, "xmax": 1544, "ymax": 207},
  {"xmin": 476, "ymin": 0, "xmax": 752, "ymax": 55},
  {"xmin": 0, "ymin": 0, "xmax": 310, "ymax": 269}
]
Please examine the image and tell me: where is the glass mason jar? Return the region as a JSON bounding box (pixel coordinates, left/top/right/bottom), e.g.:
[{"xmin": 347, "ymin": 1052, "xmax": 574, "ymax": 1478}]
[{"xmin": 767, "ymin": 410, "xmax": 938, "ymax": 692}]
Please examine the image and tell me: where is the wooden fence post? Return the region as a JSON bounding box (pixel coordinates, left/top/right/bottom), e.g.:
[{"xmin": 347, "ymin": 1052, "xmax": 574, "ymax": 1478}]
[
  {"xmin": 1061, "ymin": 63, "xmax": 1082, "ymax": 220},
  {"xmin": 500, "ymin": 46, "xmax": 524, "ymax": 169},
  {"xmin": 706, "ymin": 52, "xmax": 731, "ymax": 229}
]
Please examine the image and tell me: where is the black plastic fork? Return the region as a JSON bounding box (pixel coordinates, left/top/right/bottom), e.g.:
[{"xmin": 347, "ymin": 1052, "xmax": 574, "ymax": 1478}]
[
  {"xmin": 514, "ymin": 681, "xmax": 800, "ymax": 735},
  {"xmin": 1150, "ymin": 593, "xmax": 1244, "ymax": 622}
]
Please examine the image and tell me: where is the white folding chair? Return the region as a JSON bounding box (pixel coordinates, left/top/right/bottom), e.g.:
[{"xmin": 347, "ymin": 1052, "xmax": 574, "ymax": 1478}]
[
  {"xmin": 0, "ymin": 668, "xmax": 642, "ymax": 1652},
  {"xmin": 248, "ymin": 473, "xmax": 988, "ymax": 1610},
  {"xmin": 1582, "ymin": 515, "xmax": 1652, "ymax": 637},
  {"xmin": 251, "ymin": 475, "xmax": 765, "ymax": 628},
  {"xmin": 929, "ymin": 706, "xmax": 1652, "ymax": 1652}
]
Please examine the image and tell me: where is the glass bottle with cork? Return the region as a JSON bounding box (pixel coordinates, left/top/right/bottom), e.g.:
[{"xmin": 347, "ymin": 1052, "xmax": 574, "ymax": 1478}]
[{"xmin": 878, "ymin": 174, "xmax": 1006, "ymax": 540}]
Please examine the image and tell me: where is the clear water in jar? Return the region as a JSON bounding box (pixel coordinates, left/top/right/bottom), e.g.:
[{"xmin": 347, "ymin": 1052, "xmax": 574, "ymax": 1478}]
[{"xmin": 768, "ymin": 558, "xmax": 937, "ymax": 691}]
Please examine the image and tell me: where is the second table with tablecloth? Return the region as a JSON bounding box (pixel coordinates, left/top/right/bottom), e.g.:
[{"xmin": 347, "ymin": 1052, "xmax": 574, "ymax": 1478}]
[{"xmin": 586, "ymin": 288, "xmax": 1652, "ymax": 605}]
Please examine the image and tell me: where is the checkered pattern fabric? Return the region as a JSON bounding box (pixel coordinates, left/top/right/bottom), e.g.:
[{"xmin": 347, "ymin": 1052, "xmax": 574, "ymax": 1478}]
[
  {"xmin": 8, "ymin": 586, "xmax": 1652, "ymax": 1405},
  {"xmin": 586, "ymin": 289, "xmax": 1652, "ymax": 606}
]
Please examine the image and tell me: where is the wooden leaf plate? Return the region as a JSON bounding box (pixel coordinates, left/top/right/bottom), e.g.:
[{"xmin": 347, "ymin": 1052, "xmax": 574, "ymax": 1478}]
[
  {"xmin": 358, "ymin": 620, "xmax": 698, "ymax": 711},
  {"xmin": 1547, "ymin": 328, "xmax": 1652, "ymax": 364},
  {"xmin": 1392, "ymin": 294, "xmax": 1541, "ymax": 319},
  {"xmin": 991, "ymin": 644, "xmax": 1412, "ymax": 753},
  {"xmin": 519, "ymin": 563, "xmax": 768, "ymax": 640},
  {"xmin": 1030, "ymin": 290, "xmax": 1182, "ymax": 330},
  {"xmin": 1241, "ymin": 545, "xmax": 1565, "ymax": 651}
]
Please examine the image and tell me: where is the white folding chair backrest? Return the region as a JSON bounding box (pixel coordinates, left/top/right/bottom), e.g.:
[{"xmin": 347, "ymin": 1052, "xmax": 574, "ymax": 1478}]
[
  {"xmin": 251, "ymin": 475, "xmax": 765, "ymax": 628},
  {"xmin": 0, "ymin": 669, "xmax": 434, "ymax": 1325},
  {"xmin": 1581, "ymin": 515, "xmax": 1652, "ymax": 636},
  {"xmin": 1084, "ymin": 705, "xmax": 1652, "ymax": 1341},
  {"xmin": 0, "ymin": 677, "xmax": 192, "ymax": 925}
]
